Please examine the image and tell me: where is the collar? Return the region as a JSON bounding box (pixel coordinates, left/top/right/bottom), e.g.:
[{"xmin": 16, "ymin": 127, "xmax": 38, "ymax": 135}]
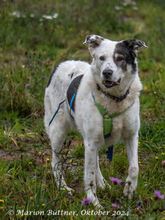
[{"xmin": 96, "ymin": 84, "xmax": 130, "ymax": 102}]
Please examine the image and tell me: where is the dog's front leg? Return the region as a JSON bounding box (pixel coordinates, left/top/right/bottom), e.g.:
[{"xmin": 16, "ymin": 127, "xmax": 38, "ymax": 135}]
[
  {"xmin": 84, "ymin": 139, "xmax": 101, "ymax": 208},
  {"xmin": 124, "ymin": 133, "xmax": 139, "ymax": 199},
  {"xmin": 96, "ymin": 153, "xmax": 111, "ymax": 190}
]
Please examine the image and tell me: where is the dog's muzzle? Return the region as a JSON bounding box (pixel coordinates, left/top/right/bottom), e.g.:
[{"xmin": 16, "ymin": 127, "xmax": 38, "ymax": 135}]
[{"xmin": 102, "ymin": 69, "xmax": 121, "ymax": 88}]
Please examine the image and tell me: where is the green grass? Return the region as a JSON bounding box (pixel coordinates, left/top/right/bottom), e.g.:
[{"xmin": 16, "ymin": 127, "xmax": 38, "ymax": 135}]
[{"xmin": 0, "ymin": 0, "xmax": 165, "ymax": 219}]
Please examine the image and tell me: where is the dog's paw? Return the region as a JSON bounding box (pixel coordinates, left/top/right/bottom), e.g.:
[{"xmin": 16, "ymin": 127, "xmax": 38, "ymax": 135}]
[
  {"xmin": 86, "ymin": 189, "xmax": 102, "ymax": 208},
  {"xmin": 123, "ymin": 177, "xmax": 137, "ymax": 199},
  {"xmin": 97, "ymin": 177, "xmax": 106, "ymax": 189},
  {"xmin": 97, "ymin": 177, "xmax": 111, "ymax": 190}
]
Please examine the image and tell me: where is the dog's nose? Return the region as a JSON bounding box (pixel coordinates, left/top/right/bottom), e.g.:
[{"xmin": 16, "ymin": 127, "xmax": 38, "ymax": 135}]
[{"xmin": 103, "ymin": 69, "xmax": 113, "ymax": 79}]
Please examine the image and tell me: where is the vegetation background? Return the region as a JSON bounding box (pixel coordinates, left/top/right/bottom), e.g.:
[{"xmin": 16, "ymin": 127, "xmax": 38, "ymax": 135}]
[{"xmin": 0, "ymin": 0, "xmax": 164, "ymax": 219}]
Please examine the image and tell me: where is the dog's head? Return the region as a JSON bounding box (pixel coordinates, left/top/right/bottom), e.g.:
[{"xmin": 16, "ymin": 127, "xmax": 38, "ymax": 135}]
[{"xmin": 84, "ymin": 34, "xmax": 147, "ymax": 89}]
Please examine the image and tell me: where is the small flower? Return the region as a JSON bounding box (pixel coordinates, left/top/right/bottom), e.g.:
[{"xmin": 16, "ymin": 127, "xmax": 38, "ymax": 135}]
[
  {"xmin": 38, "ymin": 152, "xmax": 42, "ymax": 155},
  {"xmin": 70, "ymin": 159, "xmax": 73, "ymax": 163},
  {"xmin": 42, "ymin": 15, "xmax": 53, "ymax": 20},
  {"xmin": 68, "ymin": 139, "xmax": 73, "ymax": 145},
  {"xmin": 46, "ymin": 158, "xmax": 50, "ymax": 162},
  {"xmin": 161, "ymin": 152, "xmax": 165, "ymax": 156},
  {"xmin": 42, "ymin": 13, "xmax": 58, "ymax": 20},
  {"xmin": 155, "ymin": 156, "xmax": 158, "ymax": 160},
  {"xmin": 11, "ymin": 11, "xmax": 21, "ymax": 18},
  {"xmin": 114, "ymin": 6, "xmax": 122, "ymax": 11},
  {"xmin": 42, "ymin": 153, "xmax": 45, "ymax": 156},
  {"xmin": 162, "ymin": 160, "xmax": 165, "ymax": 168},
  {"xmin": 0, "ymin": 200, "xmax": 4, "ymax": 203},
  {"xmin": 138, "ymin": 161, "xmax": 142, "ymax": 164},
  {"xmin": 30, "ymin": 196, "xmax": 34, "ymax": 201},
  {"xmin": 28, "ymin": 161, "xmax": 32, "ymax": 165},
  {"xmin": 30, "ymin": 13, "xmax": 35, "ymax": 18},
  {"xmin": 154, "ymin": 190, "xmax": 165, "ymax": 199},
  {"xmin": 82, "ymin": 198, "xmax": 92, "ymax": 205},
  {"xmin": 41, "ymin": 203, "xmax": 45, "ymax": 207},
  {"xmin": 52, "ymin": 13, "xmax": 58, "ymax": 19},
  {"xmin": 112, "ymin": 203, "xmax": 121, "ymax": 209},
  {"xmin": 0, "ymin": 207, "xmax": 4, "ymax": 210},
  {"xmin": 109, "ymin": 177, "xmax": 122, "ymax": 186},
  {"xmin": 137, "ymin": 205, "xmax": 141, "ymax": 210},
  {"xmin": 25, "ymin": 83, "xmax": 30, "ymax": 88}
]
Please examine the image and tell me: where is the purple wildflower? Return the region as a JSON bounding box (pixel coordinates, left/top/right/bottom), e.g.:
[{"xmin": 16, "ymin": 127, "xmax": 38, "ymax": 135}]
[
  {"xmin": 68, "ymin": 139, "xmax": 73, "ymax": 146},
  {"xmin": 109, "ymin": 177, "xmax": 122, "ymax": 186},
  {"xmin": 137, "ymin": 205, "xmax": 141, "ymax": 210},
  {"xmin": 25, "ymin": 83, "xmax": 30, "ymax": 88},
  {"xmin": 154, "ymin": 190, "xmax": 165, "ymax": 199},
  {"xmin": 82, "ymin": 198, "xmax": 92, "ymax": 205},
  {"xmin": 112, "ymin": 203, "xmax": 121, "ymax": 209}
]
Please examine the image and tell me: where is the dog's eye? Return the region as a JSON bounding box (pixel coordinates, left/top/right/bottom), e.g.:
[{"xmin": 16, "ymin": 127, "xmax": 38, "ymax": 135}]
[
  {"xmin": 99, "ymin": 56, "xmax": 105, "ymax": 61},
  {"xmin": 116, "ymin": 56, "xmax": 124, "ymax": 62}
]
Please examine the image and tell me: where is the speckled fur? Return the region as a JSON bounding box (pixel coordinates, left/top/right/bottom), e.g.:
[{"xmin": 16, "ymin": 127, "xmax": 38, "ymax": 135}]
[{"xmin": 44, "ymin": 35, "xmax": 146, "ymax": 207}]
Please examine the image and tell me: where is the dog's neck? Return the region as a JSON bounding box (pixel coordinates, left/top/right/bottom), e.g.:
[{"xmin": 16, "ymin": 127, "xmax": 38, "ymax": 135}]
[{"xmin": 96, "ymin": 83, "xmax": 130, "ymax": 102}]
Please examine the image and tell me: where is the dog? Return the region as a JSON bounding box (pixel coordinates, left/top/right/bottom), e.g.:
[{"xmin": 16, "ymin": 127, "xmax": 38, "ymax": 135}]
[{"xmin": 44, "ymin": 35, "xmax": 147, "ymax": 208}]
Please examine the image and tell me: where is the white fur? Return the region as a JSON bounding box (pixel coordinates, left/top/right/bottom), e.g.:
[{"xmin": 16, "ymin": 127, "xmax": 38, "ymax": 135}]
[{"xmin": 44, "ymin": 35, "xmax": 142, "ymax": 207}]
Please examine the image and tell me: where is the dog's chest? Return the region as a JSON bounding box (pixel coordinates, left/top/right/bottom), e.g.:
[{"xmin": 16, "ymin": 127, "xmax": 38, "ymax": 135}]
[
  {"xmin": 93, "ymin": 94, "xmax": 128, "ymax": 144},
  {"xmin": 104, "ymin": 116, "xmax": 123, "ymax": 145}
]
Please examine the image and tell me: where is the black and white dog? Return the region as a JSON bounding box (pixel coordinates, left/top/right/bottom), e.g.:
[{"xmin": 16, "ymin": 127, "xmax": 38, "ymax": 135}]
[{"xmin": 44, "ymin": 35, "xmax": 147, "ymax": 207}]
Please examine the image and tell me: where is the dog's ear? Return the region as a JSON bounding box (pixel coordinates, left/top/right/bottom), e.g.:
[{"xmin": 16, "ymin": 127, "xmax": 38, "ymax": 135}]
[
  {"xmin": 123, "ymin": 39, "xmax": 148, "ymax": 55},
  {"xmin": 83, "ymin": 35, "xmax": 104, "ymax": 48}
]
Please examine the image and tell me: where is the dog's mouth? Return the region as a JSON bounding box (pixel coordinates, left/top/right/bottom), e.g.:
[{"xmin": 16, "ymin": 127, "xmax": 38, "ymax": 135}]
[{"xmin": 103, "ymin": 78, "xmax": 121, "ymax": 88}]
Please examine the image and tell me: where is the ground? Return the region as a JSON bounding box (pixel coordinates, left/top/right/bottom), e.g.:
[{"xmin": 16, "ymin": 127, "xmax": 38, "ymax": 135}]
[{"xmin": 0, "ymin": 0, "xmax": 165, "ymax": 219}]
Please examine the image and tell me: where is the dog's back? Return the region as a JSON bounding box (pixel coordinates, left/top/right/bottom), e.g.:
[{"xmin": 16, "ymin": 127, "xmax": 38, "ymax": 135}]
[{"xmin": 44, "ymin": 60, "xmax": 90, "ymax": 133}]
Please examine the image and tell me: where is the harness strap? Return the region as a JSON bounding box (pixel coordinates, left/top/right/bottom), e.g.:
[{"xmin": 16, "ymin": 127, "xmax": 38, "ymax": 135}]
[
  {"xmin": 49, "ymin": 75, "xmax": 84, "ymax": 126},
  {"xmin": 92, "ymin": 93, "xmax": 134, "ymax": 138},
  {"xmin": 69, "ymin": 93, "xmax": 76, "ymax": 113},
  {"xmin": 92, "ymin": 94, "xmax": 134, "ymax": 161},
  {"xmin": 107, "ymin": 146, "xmax": 114, "ymax": 161},
  {"xmin": 48, "ymin": 99, "xmax": 65, "ymax": 126}
]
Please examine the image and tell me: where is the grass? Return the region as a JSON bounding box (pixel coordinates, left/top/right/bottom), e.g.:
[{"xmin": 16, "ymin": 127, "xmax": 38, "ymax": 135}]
[{"xmin": 0, "ymin": 0, "xmax": 165, "ymax": 219}]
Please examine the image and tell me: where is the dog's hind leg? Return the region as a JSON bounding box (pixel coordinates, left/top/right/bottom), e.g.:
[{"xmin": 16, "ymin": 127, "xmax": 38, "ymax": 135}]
[
  {"xmin": 123, "ymin": 133, "xmax": 139, "ymax": 199},
  {"xmin": 49, "ymin": 116, "xmax": 74, "ymax": 195}
]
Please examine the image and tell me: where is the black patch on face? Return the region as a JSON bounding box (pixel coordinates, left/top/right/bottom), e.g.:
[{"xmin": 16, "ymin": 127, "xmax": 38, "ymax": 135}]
[{"xmin": 113, "ymin": 41, "xmax": 137, "ymax": 73}]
